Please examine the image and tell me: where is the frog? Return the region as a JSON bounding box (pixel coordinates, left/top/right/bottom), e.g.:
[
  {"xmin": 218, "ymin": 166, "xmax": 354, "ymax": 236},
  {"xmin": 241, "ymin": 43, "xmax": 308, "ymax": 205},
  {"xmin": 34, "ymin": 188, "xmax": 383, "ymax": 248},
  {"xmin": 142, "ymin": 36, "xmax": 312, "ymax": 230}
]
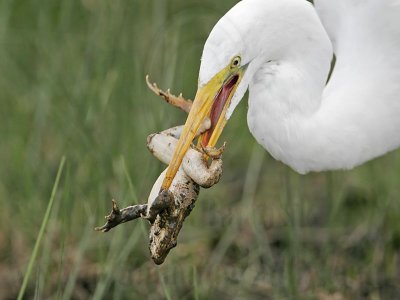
[{"xmin": 96, "ymin": 77, "xmax": 225, "ymax": 264}]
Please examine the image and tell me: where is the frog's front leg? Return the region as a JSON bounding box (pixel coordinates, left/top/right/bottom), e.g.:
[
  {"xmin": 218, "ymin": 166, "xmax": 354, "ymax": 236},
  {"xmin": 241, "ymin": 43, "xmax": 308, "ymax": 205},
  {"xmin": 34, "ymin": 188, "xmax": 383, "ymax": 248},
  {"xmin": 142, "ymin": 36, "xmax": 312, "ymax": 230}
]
[
  {"xmin": 147, "ymin": 118, "xmax": 211, "ymax": 166},
  {"xmin": 95, "ymin": 200, "xmax": 148, "ymax": 232}
]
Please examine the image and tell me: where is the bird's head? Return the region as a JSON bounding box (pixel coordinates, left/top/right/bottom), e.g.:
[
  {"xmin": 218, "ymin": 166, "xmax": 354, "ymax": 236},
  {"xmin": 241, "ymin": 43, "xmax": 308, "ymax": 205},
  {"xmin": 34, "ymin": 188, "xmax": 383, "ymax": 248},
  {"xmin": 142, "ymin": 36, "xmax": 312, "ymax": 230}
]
[{"xmin": 161, "ymin": 0, "xmax": 325, "ymax": 189}]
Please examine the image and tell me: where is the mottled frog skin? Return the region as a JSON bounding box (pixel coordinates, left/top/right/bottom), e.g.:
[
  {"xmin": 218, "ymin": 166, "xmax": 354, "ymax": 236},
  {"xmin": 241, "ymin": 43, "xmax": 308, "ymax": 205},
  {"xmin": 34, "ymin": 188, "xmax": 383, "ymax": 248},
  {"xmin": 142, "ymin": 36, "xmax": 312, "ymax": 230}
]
[
  {"xmin": 97, "ymin": 123, "xmax": 224, "ymax": 264},
  {"xmin": 145, "ymin": 125, "xmax": 223, "ymax": 264}
]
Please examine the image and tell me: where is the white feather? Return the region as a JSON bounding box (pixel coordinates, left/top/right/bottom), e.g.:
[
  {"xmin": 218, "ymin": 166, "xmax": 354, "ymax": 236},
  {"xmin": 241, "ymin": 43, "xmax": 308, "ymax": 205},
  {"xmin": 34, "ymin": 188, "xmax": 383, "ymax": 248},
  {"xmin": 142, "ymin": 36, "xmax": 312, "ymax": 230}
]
[{"xmin": 199, "ymin": 0, "xmax": 400, "ymax": 173}]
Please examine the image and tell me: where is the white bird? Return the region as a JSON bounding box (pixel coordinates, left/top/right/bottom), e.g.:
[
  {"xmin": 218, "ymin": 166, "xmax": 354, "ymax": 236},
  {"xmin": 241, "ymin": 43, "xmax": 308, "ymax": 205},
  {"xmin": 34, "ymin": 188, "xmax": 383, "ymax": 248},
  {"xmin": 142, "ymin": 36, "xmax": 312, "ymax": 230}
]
[{"xmin": 161, "ymin": 0, "xmax": 400, "ymax": 190}]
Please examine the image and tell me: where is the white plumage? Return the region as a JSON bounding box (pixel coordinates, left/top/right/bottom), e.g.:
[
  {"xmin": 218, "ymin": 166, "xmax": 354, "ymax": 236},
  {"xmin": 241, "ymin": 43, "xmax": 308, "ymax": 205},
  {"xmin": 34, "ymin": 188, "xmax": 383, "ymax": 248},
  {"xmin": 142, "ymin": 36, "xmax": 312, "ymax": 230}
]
[{"xmin": 198, "ymin": 0, "xmax": 400, "ymax": 173}]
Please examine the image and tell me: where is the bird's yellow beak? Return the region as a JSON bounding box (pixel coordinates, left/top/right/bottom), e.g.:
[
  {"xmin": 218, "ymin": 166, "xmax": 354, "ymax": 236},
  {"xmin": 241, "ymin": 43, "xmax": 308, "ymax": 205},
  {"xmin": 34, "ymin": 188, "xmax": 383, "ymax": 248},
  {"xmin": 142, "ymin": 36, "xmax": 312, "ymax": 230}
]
[{"xmin": 161, "ymin": 58, "xmax": 247, "ymax": 190}]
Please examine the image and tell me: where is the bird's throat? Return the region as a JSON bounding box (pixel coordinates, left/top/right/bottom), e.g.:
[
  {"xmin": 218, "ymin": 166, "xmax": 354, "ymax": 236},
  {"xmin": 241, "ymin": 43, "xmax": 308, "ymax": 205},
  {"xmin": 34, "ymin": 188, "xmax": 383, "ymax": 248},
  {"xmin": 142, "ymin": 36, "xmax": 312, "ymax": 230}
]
[{"xmin": 201, "ymin": 75, "xmax": 239, "ymax": 146}]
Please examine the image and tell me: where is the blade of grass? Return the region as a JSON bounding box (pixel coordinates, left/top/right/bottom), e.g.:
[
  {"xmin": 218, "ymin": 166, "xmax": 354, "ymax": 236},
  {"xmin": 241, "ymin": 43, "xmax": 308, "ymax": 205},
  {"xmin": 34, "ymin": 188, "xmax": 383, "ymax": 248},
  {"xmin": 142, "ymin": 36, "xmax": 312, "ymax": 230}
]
[
  {"xmin": 36, "ymin": 181, "xmax": 63, "ymax": 298},
  {"xmin": 17, "ymin": 156, "xmax": 66, "ymax": 300}
]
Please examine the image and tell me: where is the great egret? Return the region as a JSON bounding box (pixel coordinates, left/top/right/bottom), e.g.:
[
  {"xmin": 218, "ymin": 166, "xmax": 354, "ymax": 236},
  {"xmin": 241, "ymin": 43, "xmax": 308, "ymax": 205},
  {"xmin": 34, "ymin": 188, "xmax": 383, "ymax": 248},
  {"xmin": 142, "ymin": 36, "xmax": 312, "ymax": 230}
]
[{"xmin": 161, "ymin": 0, "xmax": 400, "ymax": 190}]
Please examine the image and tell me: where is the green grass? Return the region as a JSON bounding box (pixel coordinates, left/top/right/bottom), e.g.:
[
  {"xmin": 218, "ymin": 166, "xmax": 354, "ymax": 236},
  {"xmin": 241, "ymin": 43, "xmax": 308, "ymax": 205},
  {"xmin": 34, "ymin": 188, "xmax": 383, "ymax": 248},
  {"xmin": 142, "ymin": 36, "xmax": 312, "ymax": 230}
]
[
  {"xmin": 1, "ymin": 0, "xmax": 400, "ymax": 299},
  {"xmin": 17, "ymin": 156, "xmax": 65, "ymax": 300}
]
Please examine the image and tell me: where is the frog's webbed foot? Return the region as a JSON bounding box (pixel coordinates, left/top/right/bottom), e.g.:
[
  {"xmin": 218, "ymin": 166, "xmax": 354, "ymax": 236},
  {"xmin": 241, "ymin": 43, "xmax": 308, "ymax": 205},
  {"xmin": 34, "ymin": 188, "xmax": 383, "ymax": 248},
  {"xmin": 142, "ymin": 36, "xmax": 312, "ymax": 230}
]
[
  {"xmin": 145, "ymin": 189, "xmax": 175, "ymax": 224},
  {"xmin": 201, "ymin": 142, "xmax": 227, "ymax": 159},
  {"xmin": 95, "ymin": 199, "xmax": 148, "ymax": 232},
  {"xmin": 146, "ymin": 75, "xmax": 192, "ymax": 113}
]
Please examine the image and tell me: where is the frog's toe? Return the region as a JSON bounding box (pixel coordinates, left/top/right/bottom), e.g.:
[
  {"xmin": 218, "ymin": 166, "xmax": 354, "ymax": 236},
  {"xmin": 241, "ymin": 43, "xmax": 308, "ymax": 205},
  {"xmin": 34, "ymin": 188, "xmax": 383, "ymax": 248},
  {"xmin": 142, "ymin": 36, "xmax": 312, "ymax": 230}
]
[
  {"xmin": 95, "ymin": 199, "xmax": 122, "ymax": 232},
  {"xmin": 201, "ymin": 142, "xmax": 227, "ymax": 159}
]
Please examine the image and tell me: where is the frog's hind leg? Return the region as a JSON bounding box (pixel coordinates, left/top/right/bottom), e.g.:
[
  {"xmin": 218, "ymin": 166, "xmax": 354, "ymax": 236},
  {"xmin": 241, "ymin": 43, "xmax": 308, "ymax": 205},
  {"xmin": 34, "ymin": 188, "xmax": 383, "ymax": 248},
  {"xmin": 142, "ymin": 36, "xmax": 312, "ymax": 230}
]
[
  {"xmin": 147, "ymin": 118, "xmax": 211, "ymax": 165},
  {"xmin": 146, "ymin": 75, "xmax": 192, "ymax": 113}
]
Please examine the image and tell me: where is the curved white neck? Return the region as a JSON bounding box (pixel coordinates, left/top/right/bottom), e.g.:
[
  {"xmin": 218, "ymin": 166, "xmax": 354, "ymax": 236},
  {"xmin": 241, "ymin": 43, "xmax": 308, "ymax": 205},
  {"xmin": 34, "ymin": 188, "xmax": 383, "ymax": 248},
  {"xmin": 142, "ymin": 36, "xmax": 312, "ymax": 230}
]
[
  {"xmin": 248, "ymin": 49, "xmax": 399, "ymax": 174},
  {"xmin": 247, "ymin": 55, "xmax": 331, "ymax": 173}
]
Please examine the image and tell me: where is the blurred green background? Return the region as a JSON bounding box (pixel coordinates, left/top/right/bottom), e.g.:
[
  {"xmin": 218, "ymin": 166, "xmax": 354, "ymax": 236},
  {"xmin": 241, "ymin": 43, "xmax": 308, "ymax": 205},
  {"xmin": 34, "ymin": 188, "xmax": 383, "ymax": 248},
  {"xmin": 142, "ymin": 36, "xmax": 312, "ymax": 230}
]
[{"xmin": 1, "ymin": 0, "xmax": 400, "ymax": 299}]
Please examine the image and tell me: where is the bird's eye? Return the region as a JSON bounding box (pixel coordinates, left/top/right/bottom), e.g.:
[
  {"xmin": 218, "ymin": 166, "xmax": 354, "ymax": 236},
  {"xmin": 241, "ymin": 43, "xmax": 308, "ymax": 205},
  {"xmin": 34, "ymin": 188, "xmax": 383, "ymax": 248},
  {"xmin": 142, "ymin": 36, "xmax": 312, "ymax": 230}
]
[{"xmin": 231, "ymin": 56, "xmax": 241, "ymax": 68}]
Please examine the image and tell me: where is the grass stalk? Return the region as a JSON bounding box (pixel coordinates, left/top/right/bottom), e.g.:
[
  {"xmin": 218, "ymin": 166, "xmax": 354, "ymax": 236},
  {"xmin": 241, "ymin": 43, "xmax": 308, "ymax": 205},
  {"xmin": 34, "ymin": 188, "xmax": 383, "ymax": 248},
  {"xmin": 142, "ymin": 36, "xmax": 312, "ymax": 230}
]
[{"xmin": 17, "ymin": 156, "xmax": 66, "ymax": 300}]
